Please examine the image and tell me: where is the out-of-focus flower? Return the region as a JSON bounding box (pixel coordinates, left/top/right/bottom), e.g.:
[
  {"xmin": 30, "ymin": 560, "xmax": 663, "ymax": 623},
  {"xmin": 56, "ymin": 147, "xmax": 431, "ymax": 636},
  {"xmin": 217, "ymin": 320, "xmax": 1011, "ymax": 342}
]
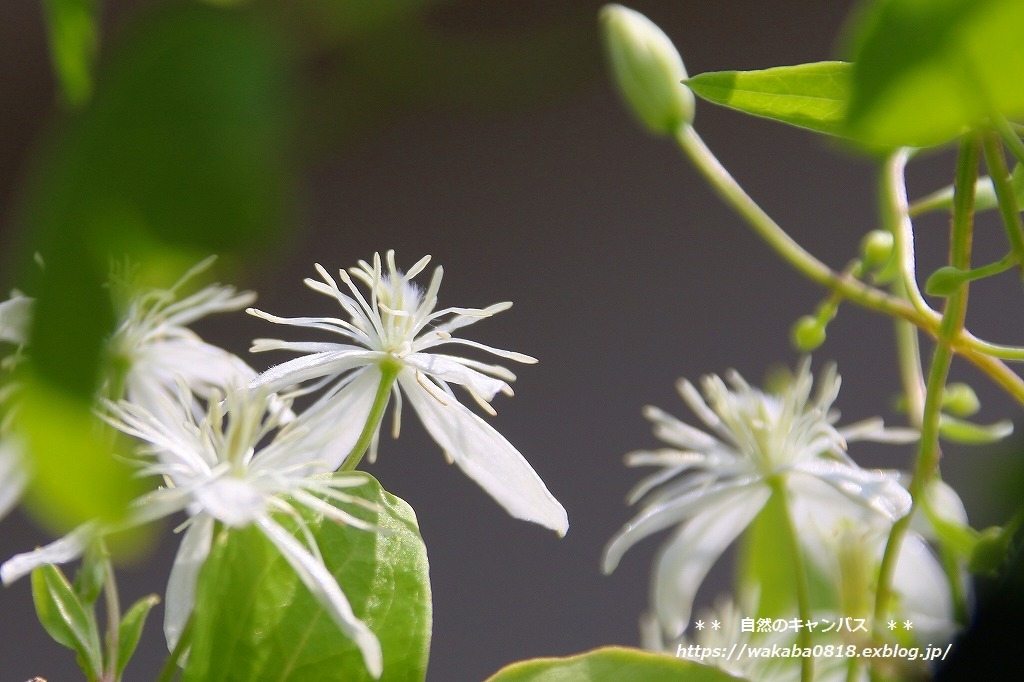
[
  {"xmin": 603, "ymin": 360, "xmax": 916, "ymax": 636},
  {"xmin": 1, "ymin": 385, "xmax": 383, "ymax": 678},
  {"xmin": 247, "ymin": 251, "xmax": 567, "ymax": 536},
  {"xmin": 107, "ymin": 257, "xmax": 263, "ymax": 421}
]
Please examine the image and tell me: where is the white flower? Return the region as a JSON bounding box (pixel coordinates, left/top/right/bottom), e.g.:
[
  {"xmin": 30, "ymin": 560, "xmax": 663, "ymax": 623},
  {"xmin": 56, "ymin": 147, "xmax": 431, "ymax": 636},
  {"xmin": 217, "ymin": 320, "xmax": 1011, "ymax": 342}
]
[
  {"xmin": 602, "ymin": 360, "xmax": 915, "ymax": 637},
  {"xmin": 1, "ymin": 385, "xmax": 383, "ymax": 678},
  {"xmin": 108, "ymin": 257, "xmax": 263, "ymax": 421},
  {"xmin": 247, "ymin": 251, "xmax": 568, "ymax": 536}
]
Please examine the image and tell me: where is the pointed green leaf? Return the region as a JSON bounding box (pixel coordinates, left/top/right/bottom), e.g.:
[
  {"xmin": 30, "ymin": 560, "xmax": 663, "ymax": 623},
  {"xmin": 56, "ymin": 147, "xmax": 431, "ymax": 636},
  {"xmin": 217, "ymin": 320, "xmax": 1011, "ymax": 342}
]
[
  {"xmin": 845, "ymin": 0, "xmax": 1024, "ymax": 147},
  {"xmin": 485, "ymin": 646, "xmax": 744, "ymax": 682},
  {"xmin": 31, "ymin": 565, "xmax": 103, "ymax": 679},
  {"xmin": 685, "ymin": 62, "xmax": 852, "ymax": 137},
  {"xmin": 117, "ymin": 594, "xmax": 161, "ymax": 676},
  {"xmin": 184, "ymin": 474, "xmax": 431, "ymax": 682}
]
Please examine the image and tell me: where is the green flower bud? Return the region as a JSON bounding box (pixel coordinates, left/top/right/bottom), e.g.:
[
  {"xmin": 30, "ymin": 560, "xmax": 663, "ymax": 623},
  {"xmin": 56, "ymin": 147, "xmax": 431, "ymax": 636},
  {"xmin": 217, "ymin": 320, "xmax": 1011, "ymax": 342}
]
[
  {"xmin": 599, "ymin": 4, "xmax": 695, "ymax": 136},
  {"xmin": 859, "ymin": 230, "xmax": 894, "ymax": 270},
  {"xmin": 943, "ymin": 382, "xmax": 981, "ymax": 418},
  {"xmin": 791, "ymin": 315, "xmax": 826, "ymax": 352},
  {"xmin": 925, "ymin": 266, "xmax": 968, "ymax": 297}
]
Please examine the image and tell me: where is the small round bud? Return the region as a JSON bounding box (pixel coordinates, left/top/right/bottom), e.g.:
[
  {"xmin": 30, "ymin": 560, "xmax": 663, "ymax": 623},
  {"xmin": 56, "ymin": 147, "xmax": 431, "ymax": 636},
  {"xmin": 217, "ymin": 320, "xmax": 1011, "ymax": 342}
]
[
  {"xmin": 943, "ymin": 382, "xmax": 980, "ymax": 418},
  {"xmin": 859, "ymin": 230, "xmax": 894, "ymax": 270},
  {"xmin": 791, "ymin": 315, "xmax": 826, "ymax": 351},
  {"xmin": 599, "ymin": 4, "xmax": 695, "ymax": 136},
  {"xmin": 924, "ymin": 266, "xmax": 967, "ymax": 297}
]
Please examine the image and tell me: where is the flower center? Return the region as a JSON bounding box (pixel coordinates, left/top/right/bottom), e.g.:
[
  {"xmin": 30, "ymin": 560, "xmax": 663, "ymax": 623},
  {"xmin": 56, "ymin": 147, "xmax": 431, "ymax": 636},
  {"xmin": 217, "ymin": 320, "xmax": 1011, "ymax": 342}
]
[{"xmin": 375, "ymin": 275, "xmax": 423, "ymax": 354}]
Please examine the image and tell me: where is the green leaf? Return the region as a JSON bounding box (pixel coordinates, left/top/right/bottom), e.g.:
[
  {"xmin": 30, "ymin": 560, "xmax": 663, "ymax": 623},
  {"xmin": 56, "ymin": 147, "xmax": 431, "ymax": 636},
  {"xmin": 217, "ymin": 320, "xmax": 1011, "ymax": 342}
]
[
  {"xmin": 924, "ymin": 266, "xmax": 968, "ymax": 297},
  {"xmin": 845, "ymin": 0, "xmax": 1024, "ymax": 148},
  {"xmin": 31, "ymin": 565, "xmax": 103, "ymax": 679},
  {"xmin": 184, "ymin": 474, "xmax": 431, "ymax": 682},
  {"xmin": 117, "ymin": 594, "xmax": 161, "ymax": 677},
  {"xmin": 41, "ymin": 0, "xmax": 99, "ymax": 108},
  {"xmin": 685, "ymin": 62, "xmax": 852, "ymax": 137},
  {"xmin": 12, "ymin": 3, "xmax": 294, "ymax": 533},
  {"xmin": 19, "ymin": 380, "xmax": 142, "ymax": 531},
  {"xmin": 485, "ymin": 646, "xmax": 743, "ymax": 682},
  {"xmin": 938, "ymin": 414, "xmax": 1014, "ymax": 444}
]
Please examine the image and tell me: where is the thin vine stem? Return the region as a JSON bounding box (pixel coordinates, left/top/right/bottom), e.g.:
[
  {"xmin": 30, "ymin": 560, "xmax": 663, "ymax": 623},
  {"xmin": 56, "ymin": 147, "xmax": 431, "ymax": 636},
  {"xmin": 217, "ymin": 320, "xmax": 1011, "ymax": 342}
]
[
  {"xmin": 673, "ymin": 124, "xmax": 930, "ymax": 328},
  {"xmin": 981, "ymin": 131, "xmax": 1024, "ymax": 273},
  {"xmin": 871, "ymin": 134, "xmax": 980, "ymax": 681}
]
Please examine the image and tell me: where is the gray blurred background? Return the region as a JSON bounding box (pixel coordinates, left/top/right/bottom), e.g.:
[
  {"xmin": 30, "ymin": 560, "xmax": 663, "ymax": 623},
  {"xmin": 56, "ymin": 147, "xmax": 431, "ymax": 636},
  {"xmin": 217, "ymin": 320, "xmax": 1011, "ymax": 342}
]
[{"xmin": 1, "ymin": 1, "xmax": 1019, "ymax": 680}]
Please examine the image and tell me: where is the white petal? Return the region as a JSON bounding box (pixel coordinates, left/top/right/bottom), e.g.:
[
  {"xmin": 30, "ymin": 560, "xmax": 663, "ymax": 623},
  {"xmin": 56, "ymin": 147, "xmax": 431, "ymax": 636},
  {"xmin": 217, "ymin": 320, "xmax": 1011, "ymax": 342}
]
[
  {"xmin": 257, "ymin": 516, "xmax": 382, "ymax": 678},
  {"xmin": 399, "ymin": 373, "xmax": 568, "ymax": 536},
  {"xmin": 250, "ymin": 348, "xmax": 378, "ymax": 394},
  {"xmin": 652, "ymin": 486, "xmax": 770, "ymax": 636},
  {"xmin": 795, "ymin": 458, "xmax": 912, "ymax": 521},
  {"xmin": 405, "ymin": 353, "xmax": 511, "ymax": 401},
  {"xmin": 164, "ymin": 515, "xmax": 215, "ymax": 652},
  {"xmin": 195, "ymin": 478, "xmax": 266, "ymax": 527},
  {"xmin": 133, "ymin": 337, "xmax": 256, "ymax": 397},
  {"xmin": 260, "ymin": 367, "xmax": 381, "ymax": 473},
  {"xmin": 892, "ymin": 533, "xmax": 957, "ymax": 644},
  {"xmin": 603, "ymin": 478, "xmax": 758, "ymax": 573},
  {"xmin": 1, "ymin": 524, "xmax": 94, "ymax": 585}
]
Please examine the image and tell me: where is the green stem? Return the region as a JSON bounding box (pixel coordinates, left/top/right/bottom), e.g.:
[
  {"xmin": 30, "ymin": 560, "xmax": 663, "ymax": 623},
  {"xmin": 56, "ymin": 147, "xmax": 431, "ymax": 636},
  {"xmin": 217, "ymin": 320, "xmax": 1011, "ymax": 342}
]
[
  {"xmin": 673, "ymin": 124, "xmax": 928, "ymax": 328},
  {"xmin": 883, "ymin": 149, "xmax": 938, "ymax": 319},
  {"xmin": 872, "ymin": 135, "xmax": 979, "ymax": 679},
  {"xmin": 770, "ymin": 476, "xmax": 814, "ymax": 682},
  {"xmin": 981, "ymin": 131, "xmax": 1024, "ymax": 276},
  {"xmin": 959, "ymin": 253, "xmax": 1019, "ymax": 282},
  {"xmin": 892, "ymin": 278, "xmax": 926, "ymax": 429},
  {"xmin": 339, "ymin": 361, "xmax": 401, "ymax": 472},
  {"xmin": 994, "ymin": 116, "xmax": 1024, "ymax": 168},
  {"xmin": 102, "ymin": 543, "xmax": 121, "ymax": 682},
  {"xmin": 672, "ymin": 122, "xmax": 1024, "ymax": 405}
]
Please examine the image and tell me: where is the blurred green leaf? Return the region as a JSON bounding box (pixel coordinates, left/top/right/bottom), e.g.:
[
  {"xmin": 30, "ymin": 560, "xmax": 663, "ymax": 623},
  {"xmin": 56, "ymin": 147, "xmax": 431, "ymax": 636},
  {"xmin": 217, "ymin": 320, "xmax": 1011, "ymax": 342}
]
[
  {"xmin": 685, "ymin": 62, "xmax": 852, "ymax": 137},
  {"xmin": 184, "ymin": 474, "xmax": 431, "ymax": 682},
  {"xmin": 41, "ymin": 0, "xmax": 99, "ymax": 108},
  {"xmin": 31, "ymin": 564, "xmax": 103, "ymax": 679},
  {"xmin": 845, "ymin": 0, "xmax": 1024, "ymax": 148},
  {"xmin": 938, "ymin": 414, "xmax": 1014, "ymax": 444},
  {"xmin": 485, "ymin": 646, "xmax": 743, "ymax": 682},
  {"xmin": 117, "ymin": 594, "xmax": 161, "ymax": 676},
  {"xmin": 12, "ymin": 3, "xmax": 294, "ymax": 532},
  {"xmin": 19, "ymin": 379, "xmax": 140, "ymax": 531}
]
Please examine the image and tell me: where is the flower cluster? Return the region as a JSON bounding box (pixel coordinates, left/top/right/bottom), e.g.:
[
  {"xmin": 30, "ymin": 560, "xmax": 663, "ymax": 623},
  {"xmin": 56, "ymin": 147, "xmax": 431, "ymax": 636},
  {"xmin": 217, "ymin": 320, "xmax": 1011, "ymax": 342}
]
[
  {"xmin": 603, "ymin": 359, "xmax": 961, "ymax": 678},
  {"xmin": 1, "ymin": 252, "xmax": 566, "ymax": 679}
]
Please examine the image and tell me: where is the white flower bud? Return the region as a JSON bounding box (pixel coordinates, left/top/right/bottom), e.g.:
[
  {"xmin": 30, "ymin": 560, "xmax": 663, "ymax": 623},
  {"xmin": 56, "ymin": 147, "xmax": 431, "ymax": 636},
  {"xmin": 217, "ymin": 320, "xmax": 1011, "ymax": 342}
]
[{"xmin": 600, "ymin": 4, "xmax": 695, "ymax": 135}]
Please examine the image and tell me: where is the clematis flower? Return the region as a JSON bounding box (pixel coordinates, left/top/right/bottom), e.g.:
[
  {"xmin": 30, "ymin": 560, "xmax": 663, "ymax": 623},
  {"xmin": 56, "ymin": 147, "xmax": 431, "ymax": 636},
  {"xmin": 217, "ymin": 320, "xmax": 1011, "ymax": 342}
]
[
  {"xmin": 603, "ymin": 360, "xmax": 916, "ymax": 637},
  {"xmin": 107, "ymin": 257, "xmax": 265, "ymax": 421},
  {"xmin": 246, "ymin": 251, "xmax": 568, "ymax": 536},
  {"xmin": 1, "ymin": 385, "xmax": 383, "ymax": 678}
]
